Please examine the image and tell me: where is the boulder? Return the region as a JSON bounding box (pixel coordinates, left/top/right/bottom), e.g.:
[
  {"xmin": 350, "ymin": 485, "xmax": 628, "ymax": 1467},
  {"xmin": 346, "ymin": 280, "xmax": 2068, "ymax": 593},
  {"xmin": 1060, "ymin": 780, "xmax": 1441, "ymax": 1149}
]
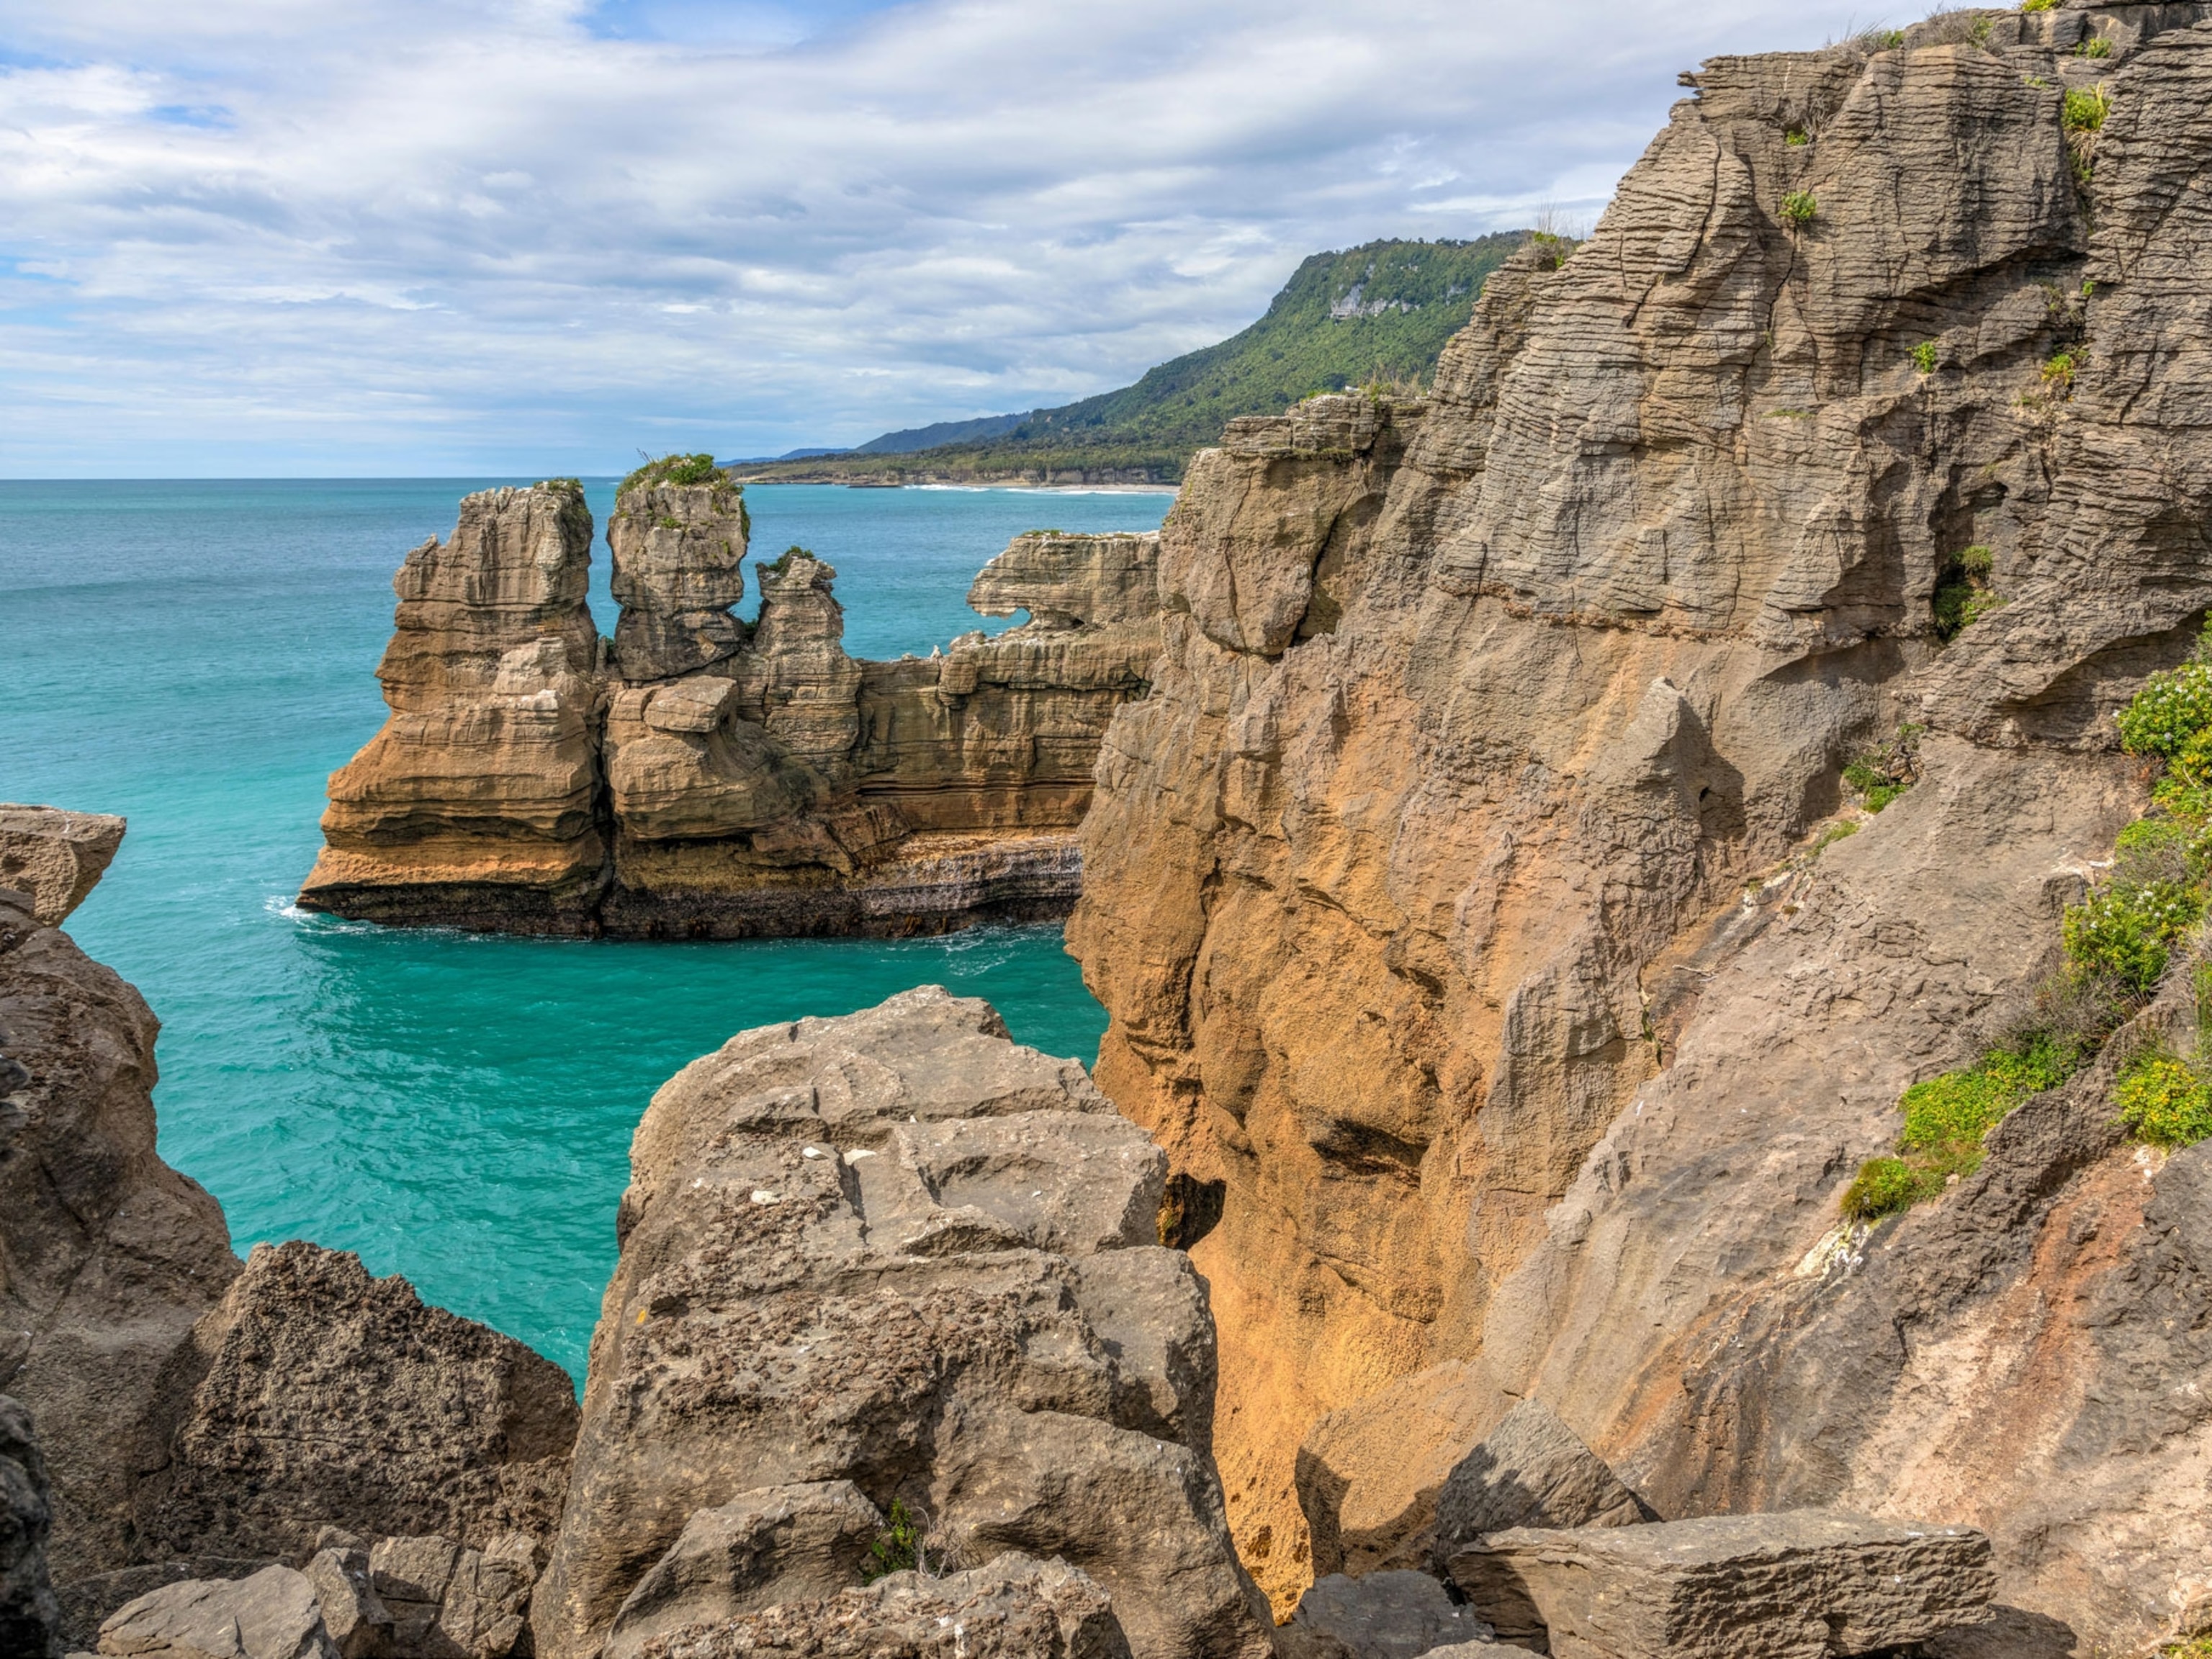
[
  {"xmin": 624, "ymin": 1553, "xmax": 1128, "ymax": 1659},
  {"xmin": 131, "ymin": 1241, "xmax": 577, "ymax": 1564},
  {"xmin": 97, "ymin": 1565, "xmax": 336, "ymax": 1659},
  {"xmin": 0, "ymin": 807, "xmax": 126, "ymax": 927},
  {"xmin": 1282, "ymin": 1569, "xmax": 1495, "ymax": 1659},
  {"xmin": 966, "ymin": 531, "xmax": 1161, "ymax": 630},
  {"xmin": 533, "ymin": 987, "xmax": 1273, "ymax": 1659},
  {"xmin": 1445, "ymin": 1511, "xmax": 1995, "ymax": 1658},
  {"xmin": 299, "ymin": 1547, "xmax": 388, "ymax": 1659},
  {"xmin": 2, "ymin": 1395, "xmax": 60, "ymax": 1659},
  {"xmin": 603, "ymin": 1483, "xmax": 883, "ymax": 1659},
  {"xmin": 1429, "ymin": 1401, "xmax": 1645, "ymax": 1573},
  {"xmin": 369, "ymin": 1533, "xmax": 538, "ymax": 1659}
]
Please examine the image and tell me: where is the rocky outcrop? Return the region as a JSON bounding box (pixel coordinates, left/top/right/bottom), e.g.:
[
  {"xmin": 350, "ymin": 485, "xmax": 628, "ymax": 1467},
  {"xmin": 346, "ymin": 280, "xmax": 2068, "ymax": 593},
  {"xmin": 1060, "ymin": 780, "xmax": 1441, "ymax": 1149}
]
[
  {"xmin": 0, "ymin": 869, "xmax": 242, "ymax": 1581},
  {"xmin": 2, "ymin": 1395, "xmax": 60, "ymax": 1659},
  {"xmin": 534, "ymin": 987, "xmax": 1272, "ymax": 1659},
  {"xmin": 302, "ymin": 482, "xmax": 607, "ymax": 931},
  {"xmin": 1280, "ymin": 1569, "xmax": 1502, "ymax": 1659},
  {"xmin": 1447, "ymin": 1512, "xmax": 1995, "ymax": 1658},
  {"xmin": 98, "ymin": 1565, "xmax": 339, "ymax": 1659},
  {"xmin": 1065, "ymin": 6, "xmax": 2212, "ymax": 1644},
  {"xmin": 0, "ymin": 806, "xmax": 126, "ymax": 927},
  {"xmin": 626, "ymin": 1554, "xmax": 1129, "ymax": 1659},
  {"xmin": 130, "ymin": 1241, "xmax": 577, "ymax": 1563},
  {"xmin": 305, "ymin": 481, "xmax": 1164, "ymax": 936}
]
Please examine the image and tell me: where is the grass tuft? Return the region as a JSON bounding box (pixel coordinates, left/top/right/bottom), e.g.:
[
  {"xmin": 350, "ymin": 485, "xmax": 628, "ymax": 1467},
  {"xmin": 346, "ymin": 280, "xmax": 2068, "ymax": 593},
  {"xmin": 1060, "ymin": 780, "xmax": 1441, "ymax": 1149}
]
[{"xmin": 1781, "ymin": 191, "xmax": 1820, "ymax": 227}]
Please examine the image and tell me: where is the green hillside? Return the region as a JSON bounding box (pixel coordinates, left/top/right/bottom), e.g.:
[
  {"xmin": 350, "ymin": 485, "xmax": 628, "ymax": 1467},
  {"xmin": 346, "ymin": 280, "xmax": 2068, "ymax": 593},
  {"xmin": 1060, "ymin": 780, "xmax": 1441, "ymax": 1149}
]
[{"xmin": 733, "ymin": 234, "xmax": 1527, "ymax": 486}]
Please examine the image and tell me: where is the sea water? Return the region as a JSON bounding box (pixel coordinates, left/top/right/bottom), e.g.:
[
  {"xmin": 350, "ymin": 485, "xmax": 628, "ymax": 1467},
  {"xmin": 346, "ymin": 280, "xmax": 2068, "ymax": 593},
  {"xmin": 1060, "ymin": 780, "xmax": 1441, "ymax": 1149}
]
[{"xmin": 0, "ymin": 479, "xmax": 1172, "ymax": 1378}]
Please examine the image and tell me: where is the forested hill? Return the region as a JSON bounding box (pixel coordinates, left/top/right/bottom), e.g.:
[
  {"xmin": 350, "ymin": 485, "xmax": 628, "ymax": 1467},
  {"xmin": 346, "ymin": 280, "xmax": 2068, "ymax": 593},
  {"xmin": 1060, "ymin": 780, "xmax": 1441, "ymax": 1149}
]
[{"xmin": 732, "ymin": 233, "xmax": 1527, "ymax": 485}]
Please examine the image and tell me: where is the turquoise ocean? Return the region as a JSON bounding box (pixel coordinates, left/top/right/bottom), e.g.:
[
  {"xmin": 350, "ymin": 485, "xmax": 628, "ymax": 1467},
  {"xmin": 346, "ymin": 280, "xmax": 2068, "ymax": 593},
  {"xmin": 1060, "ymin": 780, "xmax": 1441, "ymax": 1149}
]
[{"xmin": 0, "ymin": 480, "xmax": 1172, "ymax": 1380}]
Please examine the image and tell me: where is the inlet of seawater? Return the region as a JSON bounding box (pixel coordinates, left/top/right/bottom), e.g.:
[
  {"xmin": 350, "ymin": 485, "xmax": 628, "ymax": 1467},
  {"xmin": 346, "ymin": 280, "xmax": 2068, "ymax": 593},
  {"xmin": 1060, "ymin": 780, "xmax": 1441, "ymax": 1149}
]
[{"xmin": 0, "ymin": 479, "xmax": 1172, "ymax": 1380}]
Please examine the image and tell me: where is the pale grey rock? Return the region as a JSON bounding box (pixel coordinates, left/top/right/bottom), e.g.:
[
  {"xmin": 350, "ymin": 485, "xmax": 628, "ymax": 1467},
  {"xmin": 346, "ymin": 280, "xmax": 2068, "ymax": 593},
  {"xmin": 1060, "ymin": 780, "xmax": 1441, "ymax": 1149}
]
[
  {"xmin": 367, "ymin": 1534, "xmax": 536, "ymax": 1659},
  {"xmin": 603, "ymin": 1483, "xmax": 882, "ymax": 1659},
  {"xmin": 0, "ymin": 808, "xmax": 126, "ymax": 927},
  {"xmin": 967, "ymin": 531, "xmax": 1160, "ymax": 629},
  {"xmin": 642, "ymin": 678, "xmax": 739, "ymax": 736},
  {"xmin": 1446, "ymin": 1512, "xmax": 1994, "ymax": 1658},
  {"xmin": 1287, "ymin": 1570, "xmax": 1493, "ymax": 1659},
  {"xmin": 98, "ymin": 1565, "xmax": 336, "ymax": 1659},
  {"xmin": 534, "ymin": 987, "xmax": 1272, "ymax": 1659},
  {"xmin": 2, "ymin": 1394, "xmax": 60, "ymax": 1659},
  {"xmin": 299, "ymin": 1550, "xmax": 387, "ymax": 1659},
  {"xmin": 627, "ymin": 1552, "xmax": 1129, "ymax": 1659},
  {"xmin": 1429, "ymin": 1401, "xmax": 1645, "ymax": 1573}
]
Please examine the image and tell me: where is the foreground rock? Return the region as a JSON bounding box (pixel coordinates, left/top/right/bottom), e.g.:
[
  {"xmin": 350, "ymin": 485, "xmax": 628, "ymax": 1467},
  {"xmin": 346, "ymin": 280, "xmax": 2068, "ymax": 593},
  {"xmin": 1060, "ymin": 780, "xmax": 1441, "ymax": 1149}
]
[
  {"xmin": 0, "ymin": 806, "xmax": 126, "ymax": 927},
  {"xmin": 534, "ymin": 986, "xmax": 1272, "ymax": 1659},
  {"xmin": 98, "ymin": 1565, "xmax": 336, "ymax": 1659},
  {"xmin": 132, "ymin": 1241, "xmax": 577, "ymax": 1563},
  {"xmin": 1448, "ymin": 1512, "xmax": 1995, "ymax": 1657},
  {"xmin": 1280, "ymin": 1568, "xmax": 1509, "ymax": 1659},
  {"xmin": 627, "ymin": 1554, "xmax": 1128, "ymax": 1659},
  {"xmin": 1429, "ymin": 1401, "xmax": 1646, "ymax": 1574},
  {"xmin": 1065, "ymin": 9, "xmax": 2212, "ymax": 1639},
  {"xmin": 305, "ymin": 468, "xmax": 1164, "ymax": 937},
  {"xmin": 0, "ymin": 868, "xmax": 242, "ymax": 1580},
  {"xmin": 2, "ymin": 1395, "xmax": 60, "ymax": 1659}
]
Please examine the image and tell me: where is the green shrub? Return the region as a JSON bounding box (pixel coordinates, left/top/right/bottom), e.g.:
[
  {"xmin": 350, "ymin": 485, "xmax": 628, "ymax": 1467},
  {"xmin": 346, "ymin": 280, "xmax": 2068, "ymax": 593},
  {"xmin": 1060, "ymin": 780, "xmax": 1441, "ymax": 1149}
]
[
  {"xmin": 2041, "ymin": 350, "xmax": 2080, "ymax": 396},
  {"xmin": 2020, "ymin": 0, "xmax": 2056, "ymax": 10},
  {"xmin": 2064, "ymin": 85, "xmax": 2111, "ymax": 132},
  {"xmin": 1843, "ymin": 1156, "xmax": 1941, "ymax": 1220},
  {"xmin": 1864, "ymin": 783, "xmax": 1908, "ymax": 812},
  {"xmin": 1785, "ymin": 126, "xmax": 1812, "ymax": 146},
  {"xmin": 1959, "ymin": 544, "xmax": 1994, "ymax": 577},
  {"xmin": 863, "ymin": 1498, "xmax": 925, "ymax": 1582},
  {"xmin": 1813, "ymin": 820, "xmax": 1859, "ymax": 854},
  {"xmin": 2077, "ymin": 35, "xmax": 2113, "ymax": 58},
  {"xmin": 2118, "ymin": 1054, "xmax": 2212, "ymax": 1148},
  {"xmin": 2116, "ymin": 657, "xmax": 2212, "ymax": 761},
  {"xmin": 1912, "ymin": 341, "xmax": 1940, "ymax": 374},
  {"xmin": 2064, "ymin": 879, "xmax": 2203, "ymax": 995},
  {"xmin": 1781, "ymin": 191, "xmax": 1820, "ymax": 227},
  {"xmin": 621, "ymin": 451, "xmax": 727, "ymax": 493},
  {"xmin": 1869, "ymin": 28, "xmax": 1907, "ymax": 48},
  {"xmin": 1901, "ymin": 1041, "xmax": 2072, "ymax": 1153}
]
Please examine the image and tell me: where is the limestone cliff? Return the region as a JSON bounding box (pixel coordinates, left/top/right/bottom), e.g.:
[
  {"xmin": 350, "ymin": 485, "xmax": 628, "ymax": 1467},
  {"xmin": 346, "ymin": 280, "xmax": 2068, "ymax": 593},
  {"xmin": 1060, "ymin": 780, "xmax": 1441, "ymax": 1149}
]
[
  {"xmin": 302, "ymin": 477, "xmax": 1161, "ymax": 935},
  {"xmin": 1066, "ymin": 6, "xmax": 2212, "ymax": 1647}
]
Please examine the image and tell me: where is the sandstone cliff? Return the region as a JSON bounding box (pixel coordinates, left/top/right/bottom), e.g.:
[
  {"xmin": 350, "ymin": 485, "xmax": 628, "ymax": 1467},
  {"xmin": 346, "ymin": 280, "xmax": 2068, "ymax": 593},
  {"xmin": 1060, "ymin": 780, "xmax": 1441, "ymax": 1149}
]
[
  {"xmin": 1066, "ymin": 6, "xmax": 2212, "ymax": 1647},
  {"xmin": 302, "ymin": 472, "xmax": 1161, "ymax": 936}
]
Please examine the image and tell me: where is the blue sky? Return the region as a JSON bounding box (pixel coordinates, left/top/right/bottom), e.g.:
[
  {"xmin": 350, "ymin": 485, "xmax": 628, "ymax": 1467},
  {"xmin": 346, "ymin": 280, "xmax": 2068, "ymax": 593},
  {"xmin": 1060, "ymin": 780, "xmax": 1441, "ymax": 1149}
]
[{"xmin": 0, "ymin": 0, "xmax": 1869, "ymax": 477}]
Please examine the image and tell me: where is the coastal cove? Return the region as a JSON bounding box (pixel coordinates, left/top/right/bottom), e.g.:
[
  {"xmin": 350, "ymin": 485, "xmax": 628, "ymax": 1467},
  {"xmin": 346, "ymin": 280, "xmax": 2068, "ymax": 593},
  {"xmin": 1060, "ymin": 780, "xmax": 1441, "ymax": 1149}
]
[{"xmin": 0, "ymin": 478, "xmax": 1171, "ymax": 1378}]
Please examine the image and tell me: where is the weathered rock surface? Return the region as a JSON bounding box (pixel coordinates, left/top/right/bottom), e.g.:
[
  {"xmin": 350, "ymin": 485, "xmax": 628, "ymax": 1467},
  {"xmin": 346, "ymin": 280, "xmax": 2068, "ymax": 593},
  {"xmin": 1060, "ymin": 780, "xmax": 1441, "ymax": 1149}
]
[
  {"xmin": 1066, "ymin": 11, "xmax": 2212, "ymax": 1644},
  {"xmin": 626, "ymin": 1553, "xmax": 1129, "ymax": 1659},
  {"xmin": 0, "ymin": 868, "xmax": 243, "ymax": 1581},
  {"xmin": 608, "ymin": 478, "xmax": 751, "ymax": 680},
  {"xmin": 369, "ymin": 1532, "xmax": 539, "ymax": 1659},
  {"xmin": 301, "ymin": 1545, "xmax": 390, "ymax": 1659},
  {"xmin": 1281, "ymin": 1568, "xmax": 1494, "ymax": 1659},
  {"xmin": 534, "ymin": 987, "xmax": 1272, "ymax": 1659},
  {"xmin": 0, "ymin": 807, "xmax": 127, "ymax": 927},
  {"xmin": 1428, "ymin": 1401, "xmax": 1645, "ymax": 1578},
  {"xmin": 1447, "ymin": 1511, "xmax": 1994, "ymax": 1658},
  {"xmin": 308, "ymin": 483, "xmax": 1164, "ymax": 937},
  {"xmin": 2, "ymin": 1395, "xmax": 60, "ymax": 1659},
  {"xmin": 132, "ymin": 1241, "xmax": 577, "ymax": 1564},
  {"xmin": 603, "ymin": 1483, "xmax": 883, "ymax": 1659},
  {"xmin": 97, "ymin": 1565, "xmax": 337, "ymax": 1659},
  {"xmin": 302, "ymin": 482, "xmax": 606, "ymax": 931}
]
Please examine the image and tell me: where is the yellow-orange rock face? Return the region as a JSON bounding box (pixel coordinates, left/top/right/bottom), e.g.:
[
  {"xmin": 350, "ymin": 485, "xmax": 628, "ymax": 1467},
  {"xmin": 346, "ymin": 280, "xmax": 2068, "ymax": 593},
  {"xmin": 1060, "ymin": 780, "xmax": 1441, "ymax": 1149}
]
[{"xmin": 1069, "ymin": 19, "xmax": 2212, "ymax": 1647}]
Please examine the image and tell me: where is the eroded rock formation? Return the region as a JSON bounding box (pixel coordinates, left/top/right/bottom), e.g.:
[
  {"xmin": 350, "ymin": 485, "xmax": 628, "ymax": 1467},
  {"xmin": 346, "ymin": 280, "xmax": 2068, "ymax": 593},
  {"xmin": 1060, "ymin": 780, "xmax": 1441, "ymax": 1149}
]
[
  {"xmin": 1066, "ymin": 5, "xmax": 2212, "ymax": 1647},
  {"xmin": 302, "ymin": 475, "xmax": 1162, "ymax": 936},
  {"xmin": 0, "ymin": 806, "xmax": 126, "ymax": 928},
  {"xmin": 534, "ymin": 986, "xmax": 1273, "ymax": 1659},
  {"xmin": 1, "ymin": 1395, "xmax": 60, "ymax": 1659}
]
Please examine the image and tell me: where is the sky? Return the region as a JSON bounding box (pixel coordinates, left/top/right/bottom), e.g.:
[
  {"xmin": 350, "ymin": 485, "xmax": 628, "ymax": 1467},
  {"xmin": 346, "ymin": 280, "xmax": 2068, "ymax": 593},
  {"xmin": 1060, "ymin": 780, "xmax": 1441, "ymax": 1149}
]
[{"xmin": 0, "ymin": 0, "xmax": 1871, "ymax": 477}]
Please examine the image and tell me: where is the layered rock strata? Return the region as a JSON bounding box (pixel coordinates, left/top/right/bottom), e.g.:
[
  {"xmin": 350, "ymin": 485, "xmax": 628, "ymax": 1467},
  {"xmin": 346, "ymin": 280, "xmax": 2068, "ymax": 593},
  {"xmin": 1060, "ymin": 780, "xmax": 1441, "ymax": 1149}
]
[
  {"xmin": 533, "ymin": 986, "xmax": 1274, "ymax": 1659},
  {"xmin": 1066, "ymin": 6, "xmax": 2212, "ymax": 1645},
  {"xmin": 302, "ymin": 480, "xmax": 1162, "ymax": 936},
  {"xmin": 0, "ymin": 806, "xmax": 126, "ymax": 928}
]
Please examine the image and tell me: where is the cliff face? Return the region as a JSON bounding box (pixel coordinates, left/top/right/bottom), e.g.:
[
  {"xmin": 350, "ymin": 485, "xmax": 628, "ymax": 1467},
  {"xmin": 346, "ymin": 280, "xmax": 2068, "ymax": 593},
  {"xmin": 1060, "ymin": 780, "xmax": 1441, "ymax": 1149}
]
[
  {"xmin": 1067, "ymin": 6, "xmax": 2212, "ymax": 1644},
  {"xmin": 302, "ymin": 483, "xmax": 1161, "ymax": 935}
]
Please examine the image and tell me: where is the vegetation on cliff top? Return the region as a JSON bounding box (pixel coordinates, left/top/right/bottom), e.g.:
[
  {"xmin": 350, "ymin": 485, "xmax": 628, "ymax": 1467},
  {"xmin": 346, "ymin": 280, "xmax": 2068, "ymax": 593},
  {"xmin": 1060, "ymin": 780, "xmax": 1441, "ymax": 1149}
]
[
  {"xmin": 1845, "ymin": 630, "xmax": 2212, "ymax": 1220},
  {"xmin": 731, "ymin": 235, "xmax": 1526, "ymax": 486},
  {"xmin": 620, "ymin": 451, "xmax": 732, "ymax": 493}
]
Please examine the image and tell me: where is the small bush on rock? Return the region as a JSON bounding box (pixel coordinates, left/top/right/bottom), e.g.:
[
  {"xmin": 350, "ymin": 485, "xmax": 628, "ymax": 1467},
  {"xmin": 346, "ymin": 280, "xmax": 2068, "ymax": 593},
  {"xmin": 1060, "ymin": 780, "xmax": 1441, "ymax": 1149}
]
[
  {"xmin": 2064, "ymin": 881, "xmax": 2202, "ymax": 996},
  {"xmin": 621, "ymin": 452, "xmax": 727, "ymax": 493},
  {"xmin": 2077, "ymin": 35, "xmax": 2113, "ymax": 58},
  {"xmin": 1912, "ymin": 341, "xmax": 1940, "ymax": 374},
  {"xmin": 865, "ymin": 1498, "xmax": 927, "ymax": 1582},
  {"xmin": 1843, "ymin": 1157, "xmax": 1938, "ymax": 1220},
  {"xmin": 2118, "ymin": 1054, "xmax": 2212, "ymax": 1149},
  {"xmin": 2064, "ymin": 85, "xmax": 2111, "ymax": 133},
  {"xmin": 1781, "ymin": 191, "xmax": 1820, "ymax": 227},
  {"xmin": 2020, "ymin": 0, "xmax": 2056, "ymax": 12}
]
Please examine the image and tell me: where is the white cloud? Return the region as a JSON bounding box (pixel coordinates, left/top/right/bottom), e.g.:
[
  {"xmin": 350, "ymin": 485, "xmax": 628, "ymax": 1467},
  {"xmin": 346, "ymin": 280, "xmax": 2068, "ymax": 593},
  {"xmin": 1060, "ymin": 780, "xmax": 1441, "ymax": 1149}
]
[{"xmin": 0, "ymin": 0, "xmax": 1868, "ymax": 475}]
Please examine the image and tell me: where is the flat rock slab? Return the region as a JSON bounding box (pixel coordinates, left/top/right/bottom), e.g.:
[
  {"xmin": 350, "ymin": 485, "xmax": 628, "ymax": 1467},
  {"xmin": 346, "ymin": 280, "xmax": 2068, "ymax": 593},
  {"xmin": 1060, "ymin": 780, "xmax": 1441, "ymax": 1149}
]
[
  {"xmin": 1431, "ymin": 1399, "xmax": 1645, "ymax": 1573},
  {"xmin": 0, "ymin": 806, "xmax": 125, "ymax": 927},
  {"xmin": 1286, "ymin": 1569, "xmax": 1498, "ymax": 1659},
  {"xmin": 97, "ymin": 1565, "xmax": 336, "ymax": 1659},
  {"xmin": 1446, "ymin": 1511, "xmax": 1994, "ymax": 1658}
]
